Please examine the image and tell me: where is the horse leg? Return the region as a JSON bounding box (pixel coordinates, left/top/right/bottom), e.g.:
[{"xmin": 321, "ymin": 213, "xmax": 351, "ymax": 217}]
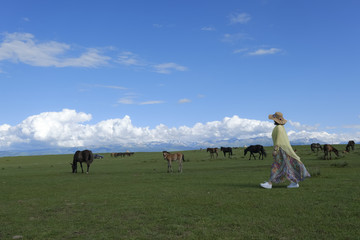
[
  {"xmin": 178, "ymin": 160, "xmax": 183, "ymax": 173},
  {"xmin": 167, "ymin": 160, "xmax": 172, "ymax": 173},
  {"xmin": 79, "ymin": 162, "xmax": 84, "ymax": 173},
  {"xmin": 86, "ymin": 163, "xmax": 90, "ymax": 174}
]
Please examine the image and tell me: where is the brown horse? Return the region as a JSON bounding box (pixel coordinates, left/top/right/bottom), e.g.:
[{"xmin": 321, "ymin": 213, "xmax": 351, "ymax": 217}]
[
  {"xmin": 162, "ymin": 151, "xmax": 184, "ymax": 173},
  {"xmin": 323, "ymin": 144, "xmax": 339, "ymax": 160},
  {"xmin": 346, "ymin": 140, "xmax": 355, "ymax": 152},
  {"xmin": 207, "ymin": 148, "xmax": 218, "ymax": 159}
]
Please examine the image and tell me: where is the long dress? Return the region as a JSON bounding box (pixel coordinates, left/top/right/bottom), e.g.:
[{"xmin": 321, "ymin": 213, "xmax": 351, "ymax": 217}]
[{"xmin": 269, "ymin": 125, "xmax": 310, "ymax": 183}]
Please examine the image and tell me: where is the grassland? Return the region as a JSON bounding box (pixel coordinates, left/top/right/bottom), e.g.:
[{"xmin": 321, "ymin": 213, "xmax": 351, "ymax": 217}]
[{"xmin": 1, "ymin": 145, "xmax": 359, "ymax": 239}]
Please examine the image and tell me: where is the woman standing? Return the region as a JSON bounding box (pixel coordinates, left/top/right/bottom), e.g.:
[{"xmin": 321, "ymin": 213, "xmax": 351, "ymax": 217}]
[{"xmin": 260, "ymin": 112, "xmax": 310, "ymax": 189}]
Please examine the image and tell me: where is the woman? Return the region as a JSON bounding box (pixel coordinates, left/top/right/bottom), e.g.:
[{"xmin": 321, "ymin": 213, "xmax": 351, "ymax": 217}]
[{"xmin": 260, "ymin": 112, "xmax": 310, "ymax": 189}]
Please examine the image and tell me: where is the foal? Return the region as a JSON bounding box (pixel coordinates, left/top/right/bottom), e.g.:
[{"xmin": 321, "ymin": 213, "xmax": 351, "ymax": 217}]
[{"xmin": 162, "ymin": 151, "xmax": 184, "ymax": 173}]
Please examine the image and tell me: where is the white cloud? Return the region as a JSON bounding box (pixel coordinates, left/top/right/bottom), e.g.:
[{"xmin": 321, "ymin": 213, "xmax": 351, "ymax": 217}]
[
  {"xmin": 248, "ymin": 48, "xmax": 282, "ymax": 56},
  {"xmin": 229, "ymin": 12, "xmax": 251, "ymax": 24},
  {"xmin": 117, "ymin": 51, "xmax": 143, "ymax": 66},
  {"xmin": 288, "ymin": 120, "xmax": 319, "ymax": 131},
  {"xmin": 0, "ymin": 32, "xmax": 188, "ymax": 74},
  {"xmin": 1, "ymin": 110, "xmax": 358, "ymax": 151},
  {"xmin": 233, "ymin": 48, "xmax": 249, "ymax": 54},
  {"xmin": 118, "ymin": 97, "xmax": 136, "ymax": 105},
  {"xmin": 153, "ymin": 62, "xmax": 188, "ymax": 74},
  {"xmin": 178, "ymin": 98, "xmax": 191, "ymax": 104},
  {"xmin": 201, "ymin": 27, "xmax": 216, "ymax": 31},
  {"xmin": 139, "ymin": 100, "xmax": 164, "ymax": 105},
  {"xmin": 343, "ymin": 124, "xmax": 360, "ymax": 129},
  {"xmin": 95, "ymin": 85, "xmax": 127, "ymax": 90},
  {"xmin": 118, "ymin": 95, "xmax": 164, "ymax": 105},
  {"xmin": 0, "ymin": 32, "xmax": 110, "ymax": 68},
  {"xmin": 222, "ymin": 33, "xmax": 251, "ymax": 43}
]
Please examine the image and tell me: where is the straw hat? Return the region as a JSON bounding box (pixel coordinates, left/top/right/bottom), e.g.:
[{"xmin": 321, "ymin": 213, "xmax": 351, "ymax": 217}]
[{"xmin": 268, "ymin": 112, "xmax": 287, "ymax": 125}]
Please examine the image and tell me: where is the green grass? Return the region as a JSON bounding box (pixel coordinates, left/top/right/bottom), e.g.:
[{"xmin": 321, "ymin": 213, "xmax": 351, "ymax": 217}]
[{"xmin": 1, "ymin": 145, "xmax": 359, "ymax": 239}]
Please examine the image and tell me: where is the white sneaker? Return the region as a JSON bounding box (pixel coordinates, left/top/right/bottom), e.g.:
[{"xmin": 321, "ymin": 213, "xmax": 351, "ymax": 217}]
[
  {"xmin": 260, "ymin": 182, "xmax": 272, "ymax": 189},
  {"xmin": 287, "ymin": 182, "xmax": 299, "ymax": 188}
]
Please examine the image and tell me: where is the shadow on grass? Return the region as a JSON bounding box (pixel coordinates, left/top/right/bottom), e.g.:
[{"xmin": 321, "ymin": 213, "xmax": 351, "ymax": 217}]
[{"xmin": 219, "ymin": 182, "xmax": 288, "ymax": 189}]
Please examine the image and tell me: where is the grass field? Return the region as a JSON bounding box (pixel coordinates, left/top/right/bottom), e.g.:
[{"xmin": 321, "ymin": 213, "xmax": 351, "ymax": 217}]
[{"xmin": 1, "ymin": 145, "xmax": 359, "ymax": 239}]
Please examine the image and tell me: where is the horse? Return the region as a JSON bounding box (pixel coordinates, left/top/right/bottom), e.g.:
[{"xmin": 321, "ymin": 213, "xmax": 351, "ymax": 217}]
[
  {"xmin": 71, "ymin": 150, "xmax": 94, "ymax": 173},
  {"xmin": 346, "ymin": 140, "xmax": 355, "ymax": 152},
  {"xmin": 220, "ymin": 147, "xmax": 233, "ymax": 158},
  {"xmin": 162, "ymin": 151, "xmax": 184, "ymax": 173},
  {"xmin": 323, "ymin": 144, "xmax": 339, "ymax": 160},
  {"xmin": 207, "ymin": 148, "xmax": 218, "ymax": 159},
  {"xmin": 244, "ymin": 145, "xmax": 267, "ymax": 160},
  {"xmin": 311, "ymin": 143, "xmax": 323, "ymax": 152}
]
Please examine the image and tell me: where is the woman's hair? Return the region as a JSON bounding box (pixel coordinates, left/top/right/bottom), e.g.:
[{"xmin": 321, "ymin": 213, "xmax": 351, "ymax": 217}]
[{"xmin": 274, "ymin": 121, "xmax": 280, "ymax": 125}]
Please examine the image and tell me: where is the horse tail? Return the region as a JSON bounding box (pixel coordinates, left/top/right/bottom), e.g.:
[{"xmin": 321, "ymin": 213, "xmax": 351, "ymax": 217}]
[
  {"xmin": 182, "ymin": 154, "xmax": 185, "ymax": 162},
  {"xmin": 89, "ymin": 151, "xmax": 94, "ymax": 164}
]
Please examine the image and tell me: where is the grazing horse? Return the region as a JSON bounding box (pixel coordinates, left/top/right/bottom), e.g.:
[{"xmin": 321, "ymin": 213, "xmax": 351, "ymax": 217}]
[
  {"xmin": 323, "ymin": 144, "xmax": 339, "ymax": 160},
  {"xmin": 220, "ymin": 147, "xmax": 233, "ymax": 158},
  {"xmin": 162, "ymin": 151, "xmax": 184, "ymax": 173},
  {"xmin": 244, "ymin": 145, "xmax": 267, "ymax": 160},
  {"xmin": 207, "ymin": 148, "xmax": 218, "ymax": 159},
  {"xmin": 71, "ymin": 150, "xmax": 94, "ymax": 173},
  {"xmin": 311, "ymin": 143, "xmax": 323, "ymax": 152},
  {"xmin": 346, "ymin": 140, "xmax": 355, "ymax": 152}
]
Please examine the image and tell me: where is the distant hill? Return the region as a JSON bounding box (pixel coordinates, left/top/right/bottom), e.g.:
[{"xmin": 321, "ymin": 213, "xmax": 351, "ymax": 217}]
[{"xmin": 0, "ymin": 136, "xmax": 349, "ymax": 157}]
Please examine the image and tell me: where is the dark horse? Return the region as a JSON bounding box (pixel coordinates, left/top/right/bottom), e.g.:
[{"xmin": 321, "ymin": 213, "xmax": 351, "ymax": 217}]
[
  {"xmin": 311, "ymin": 143, "xmax": 323, "ymax": 152},
  {"xmin": 323, "ymin": 144, "xmax": 339, "ymax": 160},
  {"xmin": 346, "ymin": 140, "xmax": 355, "ymax": 152},
  {"xmin": 220, "ymin": 147, "xmax": 233, "ymax": 158},
  {"xmin": 71, "ymin": 150, "xmax": 94, "ymax": 173},
  {"xmin": 244, "ymin": 145, "xmax": 267, "ymax": 160}
]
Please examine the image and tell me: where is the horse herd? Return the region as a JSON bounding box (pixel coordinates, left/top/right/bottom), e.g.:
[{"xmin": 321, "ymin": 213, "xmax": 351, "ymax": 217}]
[
  {"xmin": 110, "ymin": 152, "xmax": 134, "ymax": 157},
  {"xmin": 312, "ymin": 140, "xmax": 355, "ymax": 160},
  {"xmin": 207, "ymin": 145, "xmax": 267, "ymax": 160},
  {"xmin": 70, "ymin": 141, "xmax": 356, "ymax": 174}
]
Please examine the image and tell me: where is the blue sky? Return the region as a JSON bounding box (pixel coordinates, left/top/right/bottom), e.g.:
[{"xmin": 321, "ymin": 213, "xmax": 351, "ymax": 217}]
[{"xmin": 0, "ymin": 0, "xmax": 359, "ymax": 152}]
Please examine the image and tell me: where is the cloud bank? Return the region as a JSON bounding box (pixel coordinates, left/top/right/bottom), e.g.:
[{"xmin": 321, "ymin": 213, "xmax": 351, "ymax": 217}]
[{"xmin": 0, "ymin": 109, "xmax": 357, "ymax": 154}]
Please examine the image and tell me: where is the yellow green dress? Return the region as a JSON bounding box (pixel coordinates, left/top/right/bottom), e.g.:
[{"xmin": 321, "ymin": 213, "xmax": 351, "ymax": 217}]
[{"xmin": 269, "ymin": 125, "xmax": 310, "ymax": 183}]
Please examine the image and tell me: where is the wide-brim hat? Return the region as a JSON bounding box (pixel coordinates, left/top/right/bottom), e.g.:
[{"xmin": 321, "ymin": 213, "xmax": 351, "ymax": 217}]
[{"xmin": 268, "ymin": 112, "xmax": 287, "ymax": 125}]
